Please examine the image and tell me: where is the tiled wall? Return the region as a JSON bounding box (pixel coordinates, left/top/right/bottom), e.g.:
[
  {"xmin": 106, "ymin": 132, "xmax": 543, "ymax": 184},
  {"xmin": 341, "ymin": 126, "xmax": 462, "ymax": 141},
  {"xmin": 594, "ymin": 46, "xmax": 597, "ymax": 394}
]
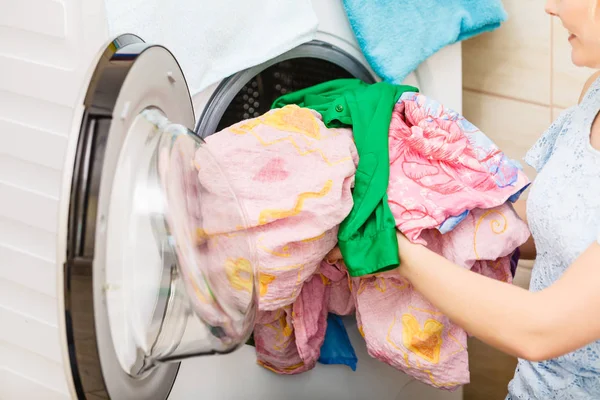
[
  {"xmin": 462, "ymin": 0, "xmax": 594, "ymax": 285},
  {"xmin": 463, "ymin": 0, "xmax": 593, "ymax": 181}
]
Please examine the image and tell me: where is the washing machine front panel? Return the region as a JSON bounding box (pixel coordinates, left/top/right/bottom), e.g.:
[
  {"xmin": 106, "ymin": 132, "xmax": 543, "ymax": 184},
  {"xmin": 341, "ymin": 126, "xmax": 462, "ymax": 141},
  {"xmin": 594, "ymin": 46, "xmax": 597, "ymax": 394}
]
[{"xmin": 2, "ymin": 1, "xmax": 467, "ymax": 399}]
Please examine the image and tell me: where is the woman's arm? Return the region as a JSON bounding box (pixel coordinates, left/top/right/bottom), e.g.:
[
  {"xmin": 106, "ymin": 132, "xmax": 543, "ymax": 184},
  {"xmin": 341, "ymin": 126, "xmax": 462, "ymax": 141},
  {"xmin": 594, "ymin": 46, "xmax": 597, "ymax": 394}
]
[
  {"xmin": 396, "ymin": 233, "xmax": 600, "ymax": 361},
  {"xmin": 513, "ymin": 198, "xmax": 536, "ymax": 260}
]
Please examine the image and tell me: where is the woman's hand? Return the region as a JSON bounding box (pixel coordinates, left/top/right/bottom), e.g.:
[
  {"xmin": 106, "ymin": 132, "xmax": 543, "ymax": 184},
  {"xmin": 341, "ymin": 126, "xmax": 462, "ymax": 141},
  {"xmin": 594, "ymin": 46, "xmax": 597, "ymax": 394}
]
[
  {"xmin": 325, "ymin": 231, "xmax": 430, "ymax": 278},
  {"xmin": 393, "ymin": 231, "xmax": 434, "ymax": 279},
  {"xmin": 324, "ymin": 245, "xmax": 388, "ymax": 278},
  {"xmin": 325, "ymin": 246, "xmax": 342, "ymax": 264}
]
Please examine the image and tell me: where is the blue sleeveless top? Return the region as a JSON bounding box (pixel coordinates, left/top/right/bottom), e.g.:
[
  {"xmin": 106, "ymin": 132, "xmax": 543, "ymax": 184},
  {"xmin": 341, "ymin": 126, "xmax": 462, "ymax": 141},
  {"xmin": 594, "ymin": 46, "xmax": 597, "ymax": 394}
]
[{"xmin": 507, "ymin": 77, "xmax": 600, "ymax": 399}]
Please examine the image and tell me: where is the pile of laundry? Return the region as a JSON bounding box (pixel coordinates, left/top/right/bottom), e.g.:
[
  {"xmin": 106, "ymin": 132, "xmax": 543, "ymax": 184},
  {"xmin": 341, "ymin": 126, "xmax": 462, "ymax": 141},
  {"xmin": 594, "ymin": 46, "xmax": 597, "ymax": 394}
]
[{"xmin": 196, "ymin": 79, "xmax": 530, "ymax": 390}]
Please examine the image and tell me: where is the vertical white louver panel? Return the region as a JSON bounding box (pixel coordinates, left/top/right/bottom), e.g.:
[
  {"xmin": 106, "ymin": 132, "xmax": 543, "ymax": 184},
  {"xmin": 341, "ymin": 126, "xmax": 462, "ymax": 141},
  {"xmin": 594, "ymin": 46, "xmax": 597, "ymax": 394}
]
[{"xmin": 0, "ymin": 0, "xmax": 108, "ymax": 398}]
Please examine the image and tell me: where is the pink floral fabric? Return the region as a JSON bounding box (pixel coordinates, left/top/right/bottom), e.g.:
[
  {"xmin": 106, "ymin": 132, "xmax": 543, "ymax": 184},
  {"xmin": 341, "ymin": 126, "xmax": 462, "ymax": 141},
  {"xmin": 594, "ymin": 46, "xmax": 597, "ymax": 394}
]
[{"xmin": 387, "ymin": 92, "xmax": 530, "ymax": 243}]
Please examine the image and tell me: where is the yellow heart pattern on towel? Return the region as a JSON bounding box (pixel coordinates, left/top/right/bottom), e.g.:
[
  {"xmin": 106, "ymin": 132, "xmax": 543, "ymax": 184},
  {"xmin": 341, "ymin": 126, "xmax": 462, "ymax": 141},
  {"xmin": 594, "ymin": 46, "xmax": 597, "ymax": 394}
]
[
  {"xmin": 401, "ymin": 314, "xmax": 444, "ymax": 364},
  {"xmin": 225, "ymin": 257, "xmax": 275, "ymax": 296}
]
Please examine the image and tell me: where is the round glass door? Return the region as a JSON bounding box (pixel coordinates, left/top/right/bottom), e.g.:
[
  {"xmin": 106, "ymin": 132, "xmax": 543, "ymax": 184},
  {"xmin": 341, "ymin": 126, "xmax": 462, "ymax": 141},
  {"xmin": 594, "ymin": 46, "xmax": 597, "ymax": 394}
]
[
  {"xmin": 104, "ymin": 108, "xmax": 257, "ymax": 377},
  {"xmin": 65, "ymin": 36, "xmax": 259, "ymax": 399}
]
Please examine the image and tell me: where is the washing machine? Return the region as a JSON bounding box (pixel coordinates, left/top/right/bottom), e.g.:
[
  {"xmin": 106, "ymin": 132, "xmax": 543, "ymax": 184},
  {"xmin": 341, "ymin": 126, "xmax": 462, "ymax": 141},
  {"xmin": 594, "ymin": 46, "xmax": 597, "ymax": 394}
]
[{"xmin": 0, "ymin": 1, "xmax": 464, "ymax": 399}]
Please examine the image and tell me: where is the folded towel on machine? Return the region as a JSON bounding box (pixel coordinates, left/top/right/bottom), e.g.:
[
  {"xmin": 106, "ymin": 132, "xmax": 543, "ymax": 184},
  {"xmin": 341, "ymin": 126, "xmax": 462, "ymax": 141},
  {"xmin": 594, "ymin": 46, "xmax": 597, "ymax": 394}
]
[
  {"xmin": 104, "ymin": 0, "xmax": 318, "ymax": 95},
  {"xmin": 342, "ymin": 0, "xmax": 508, "ymax": 84}
]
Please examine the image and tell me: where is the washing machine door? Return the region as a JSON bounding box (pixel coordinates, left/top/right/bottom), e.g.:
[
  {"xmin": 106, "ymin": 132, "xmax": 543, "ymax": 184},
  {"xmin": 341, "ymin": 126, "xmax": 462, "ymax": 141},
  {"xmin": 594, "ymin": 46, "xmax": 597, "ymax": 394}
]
[{"xmin": 64, "ymin": 35, "xmax": 258, "ymax": 400}]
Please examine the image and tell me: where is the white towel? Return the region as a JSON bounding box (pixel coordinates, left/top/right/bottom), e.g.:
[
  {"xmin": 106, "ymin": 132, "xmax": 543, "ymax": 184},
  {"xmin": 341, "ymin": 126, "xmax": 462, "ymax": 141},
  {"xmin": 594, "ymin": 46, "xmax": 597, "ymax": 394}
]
[{"xmin": 105, "ymin": 0, "xmax": 319, "ymax": 95}]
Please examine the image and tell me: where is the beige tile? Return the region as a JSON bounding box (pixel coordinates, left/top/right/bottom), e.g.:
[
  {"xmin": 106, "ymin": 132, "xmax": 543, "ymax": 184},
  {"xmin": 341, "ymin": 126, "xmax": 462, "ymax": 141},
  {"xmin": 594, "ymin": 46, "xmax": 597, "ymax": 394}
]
[
  {"xmin": 465, "ymin": 338, "xmax": 517, "ymax": 400},
  {"xmin": 514, "ymin": 261, "xmax": 533, "ymax": 290},
  {"xmin": 463, "ymin": 90, "xmax": 552, "ymax": 181},
  {"xmin": 519, "ymin": 259, "xmax": 535, "ymax": 269},
  {"xmin": 553, "ymin": 107, "xmax": 567, "ymax": 120},
  {"xmin": 552, "ymin": 18, "xmax": 594, "ymax": 108},
  {"xmin": 463, "ymin": 0, "xmax": 551, "ymax": 105}
]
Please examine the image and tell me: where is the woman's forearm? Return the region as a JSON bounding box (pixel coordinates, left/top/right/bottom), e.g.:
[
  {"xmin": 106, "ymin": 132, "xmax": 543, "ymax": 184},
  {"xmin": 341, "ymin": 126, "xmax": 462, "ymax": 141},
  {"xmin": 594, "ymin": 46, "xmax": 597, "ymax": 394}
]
[{"xmin": 398, "ymin": 239, "xmax": 547, "ymax": 359}]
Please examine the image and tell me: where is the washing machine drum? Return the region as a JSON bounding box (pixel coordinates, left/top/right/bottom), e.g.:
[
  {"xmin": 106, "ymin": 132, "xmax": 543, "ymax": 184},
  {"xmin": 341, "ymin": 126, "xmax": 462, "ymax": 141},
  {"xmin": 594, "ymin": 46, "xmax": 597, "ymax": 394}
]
[{"xmin": 65, "ymin": 34, "xmax": 373, "ymax": 399}]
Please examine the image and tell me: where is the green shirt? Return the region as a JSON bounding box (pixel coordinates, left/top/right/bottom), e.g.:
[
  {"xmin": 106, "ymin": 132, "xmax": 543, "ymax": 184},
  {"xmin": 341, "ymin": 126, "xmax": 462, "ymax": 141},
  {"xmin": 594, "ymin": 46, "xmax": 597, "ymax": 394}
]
[{"xmin": 272, "ymin": 79, "xmax": 418, "ymax": 276}]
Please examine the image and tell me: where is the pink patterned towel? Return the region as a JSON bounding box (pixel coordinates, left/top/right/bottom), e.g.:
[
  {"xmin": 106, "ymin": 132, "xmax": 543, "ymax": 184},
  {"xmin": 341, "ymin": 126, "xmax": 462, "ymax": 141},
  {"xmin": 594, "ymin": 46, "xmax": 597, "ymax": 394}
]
[
  {"xmin": 322, "ymin": 261, "xmax": 355, "ymax": 316},
  {"xmin": 419, "ymin": 203, "xmax": 530, "ymax": 271},
  {"xmin": 387, "ymin": 92, "xmax": 530, "ymax": 243},
  {"xmin": 196, "ymin": 105, "xmax": 358, "ymax": 312},
  {"xmin": 254, "ymin": 272, "xmax": 329, "ymax": 375},
  {"xmin": 254, "ymin": 261, "xmax": 353, "ymax": 374},
  {"xmin": 355, "ymin": 204, "xmax": 529, "ymax": 390}
]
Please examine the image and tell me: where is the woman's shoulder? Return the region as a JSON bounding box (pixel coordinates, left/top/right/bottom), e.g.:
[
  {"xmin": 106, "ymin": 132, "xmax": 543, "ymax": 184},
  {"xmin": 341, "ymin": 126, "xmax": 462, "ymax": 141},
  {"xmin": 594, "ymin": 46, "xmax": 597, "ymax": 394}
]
[{"xmin": 578, "ymin": 70, "xmax": 600, "ymax": 104}]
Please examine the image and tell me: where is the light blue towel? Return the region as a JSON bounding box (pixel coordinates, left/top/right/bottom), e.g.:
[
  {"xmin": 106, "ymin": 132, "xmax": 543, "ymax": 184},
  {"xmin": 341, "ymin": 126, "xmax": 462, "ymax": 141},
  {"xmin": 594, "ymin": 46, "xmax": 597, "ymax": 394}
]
[{"xmin": 342, "ymin": 0, "xmax": 507, "ymax": 84}]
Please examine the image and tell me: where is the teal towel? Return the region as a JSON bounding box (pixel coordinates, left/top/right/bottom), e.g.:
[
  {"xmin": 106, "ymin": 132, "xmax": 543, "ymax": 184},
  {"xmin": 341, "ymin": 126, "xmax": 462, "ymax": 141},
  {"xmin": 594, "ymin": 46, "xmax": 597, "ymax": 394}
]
[{"xmin": 343, "ymin": 0, "xmax": 507, "ymax": 83}]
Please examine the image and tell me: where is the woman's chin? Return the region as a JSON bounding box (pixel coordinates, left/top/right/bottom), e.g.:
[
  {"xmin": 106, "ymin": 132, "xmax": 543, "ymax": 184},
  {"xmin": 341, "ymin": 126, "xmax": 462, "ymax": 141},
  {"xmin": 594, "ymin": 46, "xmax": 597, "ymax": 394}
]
[
  {"xmin": 571, "ymin": 51, "xmax": 588, "ymax": 68},
  {"xmin": 570, "ymin": 47, "xmax": 600, "ymax": 69}
]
